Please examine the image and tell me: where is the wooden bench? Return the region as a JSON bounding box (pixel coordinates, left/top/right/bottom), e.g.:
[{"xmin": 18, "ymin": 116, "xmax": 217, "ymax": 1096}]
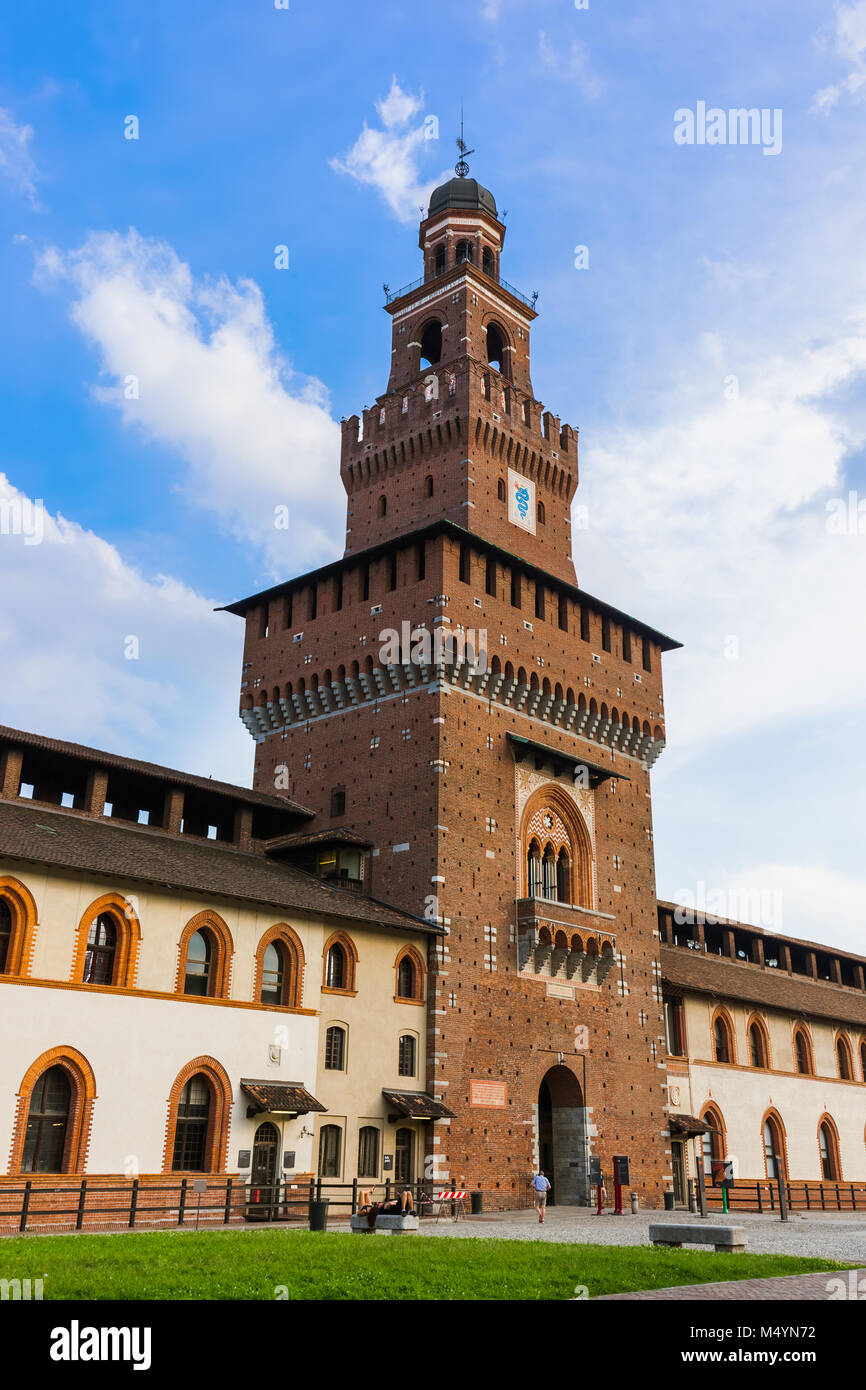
[
  {"xmin": 350, "ymin": 1213, "xmax": 419, "ymax": 1235},
  {"xmin": 649, "ymin": 1222, "xmax": 747, "ymax": 1253}
]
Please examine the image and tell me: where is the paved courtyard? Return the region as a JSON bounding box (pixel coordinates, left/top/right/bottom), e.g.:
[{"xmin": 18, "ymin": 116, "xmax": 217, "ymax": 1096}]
[{"xmin": 418, "ymin": 1205, "xmax": 866, "ymax": 1265}]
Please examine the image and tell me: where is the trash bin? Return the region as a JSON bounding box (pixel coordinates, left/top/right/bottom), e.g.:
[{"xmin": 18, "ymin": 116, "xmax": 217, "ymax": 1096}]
[
  {"xmin": 663, "ymin": 1190, "xmax": 675, "ymax": 1211},
  {"xmin": 309, "ymin": 1199, "xmax": 330, "ymax": 1231},
  {"xmin": 470, "ymin": 1191, "xmax": 483, "ymax": 1215}
]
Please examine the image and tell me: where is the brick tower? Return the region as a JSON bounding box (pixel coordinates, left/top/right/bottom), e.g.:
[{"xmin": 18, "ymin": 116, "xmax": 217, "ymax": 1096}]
[{"xmin": 227, "ymin": 162, "xmax": 681, "ymax": 1208}]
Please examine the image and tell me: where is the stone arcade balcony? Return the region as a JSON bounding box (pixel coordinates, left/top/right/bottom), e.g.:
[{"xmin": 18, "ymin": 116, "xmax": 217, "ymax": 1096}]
[{"xmin": 516, "ymin": 897, "xmax": 617, "ymax": 987}]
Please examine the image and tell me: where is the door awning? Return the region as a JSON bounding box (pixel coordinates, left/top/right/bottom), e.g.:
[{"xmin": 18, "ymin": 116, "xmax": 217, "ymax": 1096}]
[
  {"xmin": 241, "ymin": 1080, "xmax": 327, "ymax": 1117},
  {"xmin": 382, "ymin": 1089, "xmax": 456, "ymax": 1120},
  {"xmin": 669, "ymin": 1112, "xmax": 712, "ymax": 1137}
]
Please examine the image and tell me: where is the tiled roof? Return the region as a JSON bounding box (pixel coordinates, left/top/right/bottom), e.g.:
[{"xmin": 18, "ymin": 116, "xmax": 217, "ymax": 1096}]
[
  {"xmin": 265, "ymin": 827, "xmax": 373, "ymax": 852},
  {"xmin": 382, "ymin": 1090, "xmax": 456, "ymax": 1120},
  {"xmin": 0, "ymin": 724, "xmax": 313, "ymax": 818},
  {"xmin": 661, "ymin": 946, "xmax": 866, "ymax": 1029},
  {"xmin": 0, "ymin": 799, "xmax": 441, "ymax": 937},
  {"xmin": 241, "ymin": 1081, "xmax": 326, "ymax": 1115}
]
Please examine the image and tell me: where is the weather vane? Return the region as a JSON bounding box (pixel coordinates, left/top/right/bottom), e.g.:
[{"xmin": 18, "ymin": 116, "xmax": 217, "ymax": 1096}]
[{"xmin": 455, "ymin": 103, "xmax": 474, "ymax": 177}]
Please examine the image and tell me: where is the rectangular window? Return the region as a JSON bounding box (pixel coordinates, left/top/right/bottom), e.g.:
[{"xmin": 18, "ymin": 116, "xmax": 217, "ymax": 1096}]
[
  {"xmin": 309, "ymin": 584, "xmax": 318, "ymax": 621},
  {"xmin": 362, "ymin": 565, "xmax": 370, "ymax": 601},
  {"xmin": 580, "ymin": 607, "xmax": 590, "ymax": 642},
  {"xmin": 535, "ymin": 582, "xmax": 545, "ymax": 621},
  {"xmin": 417, "ymin": 542, "xmax": 426, "ymax": 581},
  {"xmin": 357, "ymin": 1127, "xmax": 379, "ymax": 1178},
  {"xmin": 558, "ymin": 593, "xmax": 568, "ymax": 632},
  {"xmin": 486, "ymin": 556, "xmax": 496, "ymax": 597},
  {"xmin": 601, "ymin": 617, "xmax": 611, "ymax": 652},
  {"xmin": 459, "ymin": 545, "xmax": 470, "ymax": 583},
  {"xmin": 510, "ymin": 569, "xmax": 521, "ymax": 609},
  {"xmin": 622, "ymin": 628, "xmax": 631, "ymax": 662},
  {"xmin": 642, "ymin": 638, "xmax": 652, "ymax": 673},
  {"xmin": 335, "ymin": 574, "xmax": 343, "ymax": 611},
  {"xmin": 664, "ymin": 997, "xmax": 686, "ymax": 1057},
  {"xmin": 389, "ymin": 552, "xmax": 397, "ymax": 591}
]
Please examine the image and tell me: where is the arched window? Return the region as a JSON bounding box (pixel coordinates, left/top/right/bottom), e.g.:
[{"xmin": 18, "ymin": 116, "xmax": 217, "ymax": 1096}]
[
  {"xmin": 176, "ymin": 913, "xmax": 233, "ymax": 1000},
  {"xmin": 184, "ymin": 930, "xmax": 212, "ymax": 997},
  {"xmin": 819, "ymin": 1118, "xmax": 841, "ymax": 1181},
  {"xmin": 455, "ymin": 239, "xmax": 474, "ymax": 265},
  {"xmin": 73, "ymin": 893, "xmax": 140, "ymax": 990},
  {"xmin": 172, "ymin": 1076, "xmax": 211, "ymax": 1171},
  {"xmin": 419, "ymin": 319, "xmax": 442, "ymax": 368},
  {"xmin": 22, "ymin": 1067, "xmax": 71, "ymax": 1174},
  {"xmin": 794, "ymin": 1026, "xmax": 814, "ymax": 1075},
  {"xmin": 358, "ymin": 1126, "xmax": 379, "ymax": 1178},
  {"xmin": 425, "ymin": 474, "xmax": 434, "ymax": 498},
  {"xmin": 763, "ymin": 1112, "xmax": 786, "ymax": 1180},
  {"xmin": 537, "ymin": 500, "xmax": 546, "ymax": 525},
  {"xmin": 318, "ymin": 1124, "xmax": 341, "ymax": 1177},
  {"xmin": 396, "ymin": 949, "xmax": 423, "ymax": 1001},
  {"xmin": 399, "ymin": 1034, "xmax": 416, "ymax": 1077},
  {"xmin": 261, "ymin": 943, "xmax": 286, "ymax": 1007},
  {"xmin": 701, "ymin": 1106, "xmax": 725, "ymax": 1177},
  {"xmin": 377, "ymin": 494, "xmax": 387, "ymax": 518},
  {"xmin": 434, "ymin": 243, "xmax": 446, "ymax": 275},
  {"xmin": 325, "ymin": 1025, "xmax": 346, "ymax": 1071},
  {"xmin": 254, "ymin": 925, "xmax": 304, "ymax": 1008},
  {"xmin": 497, "ymin": 477, "xmax": 506, "ymax": 502},
  {"xmin": 861, "ymin": 1039, "xmax": 866, "ymax": 1082},
  {"xmin": 482, "ymin": 246, "xmax": 494, "ymax": 278},
  {"xmin": 486, "ymin": 323, "xmax": 506, "ymax": 373},
  {"xmin": 748, "ymin": 1018, "xmax": 769, "ymax": 1069},
  {"xmin": 83, "ymin": 914, "xmax": 116, "ymax": 985},
  {"xmin": 163, "ymin": 1057, "xmax": 231, "ymax": 1174},
  {"xmin": 836, "ymin": 1034, "xmax": 854, "ymax": 1080},
  {"xmin": 325, "ymin": 943, "xmax": 346, "ymax": 990},
  {"xmin": 527, "ymin": 841, "xmax": 542, "ymax": 897},
  {"xmin": 0, "ymin": 878, "xmax": 37, "ymax": 977},
  {"xmin": 0, "ymin": 898, "xmax": 12, "ymax": 973},
  {"xmin": 556, "ymin": 849, "xmax": 571, "ymax": 904},
  {"xmin": 712, "ymin": 1011, "xmax": 734, "ymax": 1064},
  {"xmin": 541, "ymin": 845, "xmax": 556, "ymax": 899}
]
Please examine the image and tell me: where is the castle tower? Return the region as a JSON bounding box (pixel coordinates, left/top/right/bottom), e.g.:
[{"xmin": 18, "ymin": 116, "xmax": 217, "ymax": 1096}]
[{"xmin": 226, "ymin": 162, "xmax": 681, "ymax": 1207}]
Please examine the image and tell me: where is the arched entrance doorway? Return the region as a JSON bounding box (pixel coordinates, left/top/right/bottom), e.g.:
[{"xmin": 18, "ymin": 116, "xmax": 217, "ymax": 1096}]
[
  {"xmin": 249, "ymin": 1121, "xmax": 280, "ymax": 1220},
  {"xmin": 537, "ymin": 1065, "xmax": 588, "ymax": 1206}
]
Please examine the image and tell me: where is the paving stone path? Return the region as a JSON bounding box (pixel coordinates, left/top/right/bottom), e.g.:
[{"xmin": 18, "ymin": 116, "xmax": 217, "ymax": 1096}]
[{"xmin": 596, "ymin": 1269, "xmax": 866, "ymax": 1300}]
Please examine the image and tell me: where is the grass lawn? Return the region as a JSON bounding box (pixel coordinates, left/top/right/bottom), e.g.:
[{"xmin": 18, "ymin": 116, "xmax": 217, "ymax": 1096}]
[{"xmin": 0, "ymin": 1228, "xmax": 851, "ymax": 1300}]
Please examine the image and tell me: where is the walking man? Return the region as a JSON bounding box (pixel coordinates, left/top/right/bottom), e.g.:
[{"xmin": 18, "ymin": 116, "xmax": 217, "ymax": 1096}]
[{"xmin": 532, "ymin": 1169, "xmax": 551, "ymax": 1223}]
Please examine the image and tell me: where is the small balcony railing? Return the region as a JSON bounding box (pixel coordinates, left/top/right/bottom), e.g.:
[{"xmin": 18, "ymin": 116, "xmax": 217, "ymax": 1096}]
[{"xmin": 385, "ymin": 261, "xmax": 536, "ymax": 311}]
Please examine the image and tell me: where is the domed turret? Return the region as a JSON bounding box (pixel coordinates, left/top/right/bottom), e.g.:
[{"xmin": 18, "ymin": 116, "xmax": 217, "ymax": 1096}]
[{"xmin": 428, "ymin": 176, "xmax": 498, "ymax": 219}]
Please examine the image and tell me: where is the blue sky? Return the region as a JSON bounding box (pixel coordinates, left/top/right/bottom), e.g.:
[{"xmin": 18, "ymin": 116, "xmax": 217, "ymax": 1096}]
[{"xmin": 1, "ymin": 0, "xmax": 865, "ymax": 948}]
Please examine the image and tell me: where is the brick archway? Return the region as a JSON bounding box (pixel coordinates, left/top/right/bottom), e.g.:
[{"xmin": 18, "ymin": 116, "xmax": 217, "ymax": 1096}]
[
  {"xmin": 8, "ymin": 1046, "xmax": 97, "ymax": 1175},
  {"xmin": 0, "ymin": 874, "xmax": 38, "ymax": 977},
  {"xmin": 537, "ymin": 1063, "xmax": 588, "ymax": 1206}
]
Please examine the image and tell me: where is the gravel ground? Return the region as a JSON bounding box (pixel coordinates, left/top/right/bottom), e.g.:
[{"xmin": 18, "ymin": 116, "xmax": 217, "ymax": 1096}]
[{"xmin": 417, "ymin": 1206, "xmax": 866, "ymax": 1262}]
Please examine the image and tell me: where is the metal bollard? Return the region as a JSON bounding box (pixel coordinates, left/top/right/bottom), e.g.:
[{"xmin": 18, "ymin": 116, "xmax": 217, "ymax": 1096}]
[{"xmin": 630, "ymin": 1191, "xmax": 639, "ymax": 1214}]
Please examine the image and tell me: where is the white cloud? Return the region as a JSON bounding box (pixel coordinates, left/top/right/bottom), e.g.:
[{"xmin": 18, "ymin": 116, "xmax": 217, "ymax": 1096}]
[
  {"xmin": 0, "ymin": 474, "xmax": 250, "ymax": 782},
  {"xmin": 581, "ymin": 326, "xmax": 866, "ymax": 754},
  {"xmin": 330, "ymin": 78, "xmax": 451, "ymax": 224},
  {"xmin": 33, "ymin": 229, "xmax": 341, "ymax": 576},
  {"xmin": 811, "ymin": 1, "xmax": 866, "ymax": 113},
  {"xmin": 538, "ymin": 32, "xmax": 604, "ymax": 100},
  {"xmin": 0, "ymin": 108, "xmax": 40, "ymax": 207}
]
